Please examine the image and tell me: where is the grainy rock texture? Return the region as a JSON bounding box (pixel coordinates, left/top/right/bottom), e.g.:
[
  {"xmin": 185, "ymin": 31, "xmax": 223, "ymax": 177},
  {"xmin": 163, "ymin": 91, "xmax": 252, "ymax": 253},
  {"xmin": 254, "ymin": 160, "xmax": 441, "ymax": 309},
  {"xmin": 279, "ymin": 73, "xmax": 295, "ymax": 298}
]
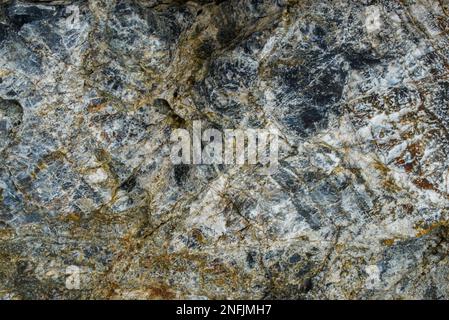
[{"xmin": 0, "ymin": 0, "xmax": 449, "ymax": 299}]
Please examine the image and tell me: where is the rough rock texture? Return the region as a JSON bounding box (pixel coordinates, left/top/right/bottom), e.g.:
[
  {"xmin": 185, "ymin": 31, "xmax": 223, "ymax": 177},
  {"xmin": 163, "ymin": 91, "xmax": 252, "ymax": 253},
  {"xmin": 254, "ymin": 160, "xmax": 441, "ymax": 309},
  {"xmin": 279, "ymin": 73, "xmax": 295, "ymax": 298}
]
[{"xmin": 1, "ymin": 0, "xmax": 449, "ymax": 299}]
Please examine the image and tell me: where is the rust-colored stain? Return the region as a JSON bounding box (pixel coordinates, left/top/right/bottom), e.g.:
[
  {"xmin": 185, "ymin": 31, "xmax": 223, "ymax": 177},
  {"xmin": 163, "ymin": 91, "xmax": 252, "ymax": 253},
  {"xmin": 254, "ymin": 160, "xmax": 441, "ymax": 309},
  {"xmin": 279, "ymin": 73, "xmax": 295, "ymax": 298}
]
[
  {"xmin": 87, "ymin": 103, "xmax": 106, "ymax": 113},
  {"xmin": 147, "ymin": 284, "xmax": 176, "ymax": 299},
  {"xmin": 415, "ymin": 220, "xmax": 449, "ymax": 238},
  {"xmin": 394, "ymin": 143, "xmax": 422, "ymax": 172},
  {"xmin": 64, "ymin": 212, "xmax": 81, "ymax": 222},
  {"xmin": 413, "ymin": 178, "xmax": 434, "ymax": 190},
  {"xmin": 382, "ymin": 238, "xmax": 395, "ymax": 246},
  {"xmin": 395, "ymin": 157, "xmax": 414, "ymax": 172}
]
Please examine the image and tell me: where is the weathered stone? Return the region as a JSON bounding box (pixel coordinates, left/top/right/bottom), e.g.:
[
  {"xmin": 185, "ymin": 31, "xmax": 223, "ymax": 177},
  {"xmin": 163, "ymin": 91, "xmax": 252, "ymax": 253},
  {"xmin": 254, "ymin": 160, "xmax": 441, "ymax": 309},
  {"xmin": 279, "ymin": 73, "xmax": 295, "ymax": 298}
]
[{"xmin": 0, "ymin": 0, "xmax": 448, "ymax": 300}]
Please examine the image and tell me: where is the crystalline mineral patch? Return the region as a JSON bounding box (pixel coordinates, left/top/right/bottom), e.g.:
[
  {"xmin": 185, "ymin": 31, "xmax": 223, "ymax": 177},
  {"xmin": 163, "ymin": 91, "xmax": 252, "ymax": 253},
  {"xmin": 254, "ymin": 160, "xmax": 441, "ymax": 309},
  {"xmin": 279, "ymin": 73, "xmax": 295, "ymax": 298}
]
[{"xmin": 0, "ymin": 0, "xmax": 448, "ymax": 299}]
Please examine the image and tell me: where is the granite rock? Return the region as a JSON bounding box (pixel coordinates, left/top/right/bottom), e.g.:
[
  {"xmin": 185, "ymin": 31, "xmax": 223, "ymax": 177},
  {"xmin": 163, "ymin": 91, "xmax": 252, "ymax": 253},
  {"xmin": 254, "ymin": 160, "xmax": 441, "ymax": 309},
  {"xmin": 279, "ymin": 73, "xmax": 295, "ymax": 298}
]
[{"xmin": 0, "ymin": 0, "xmax": 449, "ymax": 299}]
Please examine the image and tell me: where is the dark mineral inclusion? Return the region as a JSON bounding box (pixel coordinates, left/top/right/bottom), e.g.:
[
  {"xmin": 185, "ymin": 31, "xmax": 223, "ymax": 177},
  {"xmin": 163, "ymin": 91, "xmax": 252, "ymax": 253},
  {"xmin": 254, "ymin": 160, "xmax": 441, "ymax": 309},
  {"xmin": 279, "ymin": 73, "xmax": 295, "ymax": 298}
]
[{"xmin": 0, "ymin": 0, "xmax": 449, "ymax": 299}]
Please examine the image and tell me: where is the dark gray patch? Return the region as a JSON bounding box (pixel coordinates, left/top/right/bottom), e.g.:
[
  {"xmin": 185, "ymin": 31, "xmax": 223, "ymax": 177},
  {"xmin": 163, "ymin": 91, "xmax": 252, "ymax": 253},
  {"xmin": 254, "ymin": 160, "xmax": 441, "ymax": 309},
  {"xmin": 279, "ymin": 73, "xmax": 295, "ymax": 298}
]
[
  {"xmin": 196, "ymin": 39, "xmax": 215, "ymax": 60},
  {"xmin": 0, "ymin": 23, "xmax": 9, "ymax": 43},
  {"xmin": 0, "ymin": 120, "xmax": 7, "ymax": 132},
  {"xmin": 174, "ymin": 164, "xmax": 190, "ymax": 186},
  {"xmin": 292, "ymin": 200, "xmax": 321, "ymax": 230},
  {"xmin": 6, "ymin": 2, "xmax": 60, "ymax": 29},
  {"xmin": 289, "ymin": 253, "xmax": 301, "ymax": 264},
  {"xmin": 246, "ymin": 251, "xmax": 257, "ymax": 269},
  {"xmin": 300, "ymin": 278, "xmax": 313, "ymax": 293},
  {"xmin": 120, "ymin": 176, "xmax": 136, "ymax": 192},
  {"xmin": 153, "ymin": 98, "xmax": 172, "ymax": 115},
  {"xmin": 305, "ymin": 65, "xmax": 346, "ymax": 106},
  {"xmin": 0, "ymin": 99, "xmax": 23, "ymax": 136},
  {"xmin": 344, "ymin": 49, "xmax": 382, "ymax": 69}
]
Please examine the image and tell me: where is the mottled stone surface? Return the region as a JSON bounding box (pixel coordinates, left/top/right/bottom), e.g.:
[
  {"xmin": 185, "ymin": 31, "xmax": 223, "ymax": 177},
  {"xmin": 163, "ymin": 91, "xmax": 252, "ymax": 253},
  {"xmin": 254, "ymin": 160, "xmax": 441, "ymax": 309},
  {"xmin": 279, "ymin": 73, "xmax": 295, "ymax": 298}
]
[{"xmin": 0, "ymin": 0, "xmax": 448, "ymax": 299}]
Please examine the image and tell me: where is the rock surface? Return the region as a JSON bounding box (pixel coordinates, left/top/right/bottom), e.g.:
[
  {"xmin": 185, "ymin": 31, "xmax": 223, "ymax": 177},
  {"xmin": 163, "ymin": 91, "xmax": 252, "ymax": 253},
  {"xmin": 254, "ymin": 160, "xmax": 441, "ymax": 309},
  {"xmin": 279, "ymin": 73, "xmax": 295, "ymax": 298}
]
[{"xmin": 0, "ymin": 0, "xmax": 448, "ymax": 299}]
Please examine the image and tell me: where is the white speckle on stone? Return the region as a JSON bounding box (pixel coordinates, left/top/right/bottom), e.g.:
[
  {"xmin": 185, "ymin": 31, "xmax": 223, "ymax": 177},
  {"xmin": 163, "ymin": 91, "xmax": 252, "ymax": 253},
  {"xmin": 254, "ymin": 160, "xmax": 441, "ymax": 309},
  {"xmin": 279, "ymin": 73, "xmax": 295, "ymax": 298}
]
[
  {"xmin": 86, "ymin": 168, "xmax": 108, "ymax": 184},
  {"xmin": 365, "ymin": 265, "xmax": 381, "ymax": 289},
  {"xmin": 187, "ymin": 176, "xmax": 228, "ymax": 238},
  {"xmin": 365, "ymin": 6, "xmax": 382, "ymax": 34},
  {"xmin": 383, "ymin": 218, "xmax": 416, "ymax": 238}
]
